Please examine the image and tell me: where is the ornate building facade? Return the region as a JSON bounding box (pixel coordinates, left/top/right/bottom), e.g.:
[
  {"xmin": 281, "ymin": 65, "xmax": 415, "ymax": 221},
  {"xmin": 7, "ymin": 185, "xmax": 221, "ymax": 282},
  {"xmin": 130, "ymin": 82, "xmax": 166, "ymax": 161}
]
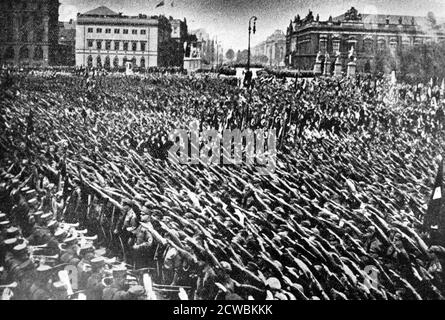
[
  {"xmin": 58, "ymin": 19, "xmax": 76, "ymax": 66},
  {"xmin": 0, "ymin": 0, "xmax": 60, "ymax": 67},
  {"xmin": 75, "ymin": 6, "xmax": 173, "ymax": 69},
  {"xmin": 252, "ymin": 30, "xmax": 286, "ymax": 67},
  {"xmin": 285, "ymin": 7, "xmax": 445, "ymax": 72},
  {"xmin": 169, "ymin": 17, "xmax": 188, "ymax": 67}
]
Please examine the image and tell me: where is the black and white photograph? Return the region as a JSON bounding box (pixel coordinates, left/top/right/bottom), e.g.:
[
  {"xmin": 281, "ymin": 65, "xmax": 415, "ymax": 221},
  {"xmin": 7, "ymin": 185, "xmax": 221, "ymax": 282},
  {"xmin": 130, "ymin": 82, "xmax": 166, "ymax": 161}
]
[{"xmin": 2, "ymin": 0, "xmax": 445, "ymax": 308}]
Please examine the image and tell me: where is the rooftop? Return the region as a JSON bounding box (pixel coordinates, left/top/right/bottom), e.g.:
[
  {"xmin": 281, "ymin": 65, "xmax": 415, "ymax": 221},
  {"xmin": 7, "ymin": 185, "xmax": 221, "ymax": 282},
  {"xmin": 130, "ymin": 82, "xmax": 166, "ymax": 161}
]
[{"xmin": 83, "ymin": 6, "xmax": 119, "ymax": 17}]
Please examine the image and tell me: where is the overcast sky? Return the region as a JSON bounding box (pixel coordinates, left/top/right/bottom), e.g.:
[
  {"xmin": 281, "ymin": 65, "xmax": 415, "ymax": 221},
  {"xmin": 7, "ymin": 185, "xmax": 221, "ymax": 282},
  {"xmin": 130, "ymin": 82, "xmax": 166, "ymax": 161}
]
[{"xmin": 59, "ymin": 0, "xmax": 445, "ymax": 52}]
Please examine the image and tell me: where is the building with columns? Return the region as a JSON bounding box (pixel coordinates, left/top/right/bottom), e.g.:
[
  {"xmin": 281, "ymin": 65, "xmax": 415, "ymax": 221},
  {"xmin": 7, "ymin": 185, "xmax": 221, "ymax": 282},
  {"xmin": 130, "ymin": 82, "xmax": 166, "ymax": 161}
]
[
  {"xmin": 285, "ymin": 7, "xmax": 445, "ymax": 72},
  {"xmin": 75, "ymin": 6, "xmax": 173, "ymax": 69},
  {"xmin": 0, "ymin": 0, "xmax": 60, "ymax": 67},
  {"xmin": 252, "ymin": 30, "xmax": 286, "ymax": 67}
]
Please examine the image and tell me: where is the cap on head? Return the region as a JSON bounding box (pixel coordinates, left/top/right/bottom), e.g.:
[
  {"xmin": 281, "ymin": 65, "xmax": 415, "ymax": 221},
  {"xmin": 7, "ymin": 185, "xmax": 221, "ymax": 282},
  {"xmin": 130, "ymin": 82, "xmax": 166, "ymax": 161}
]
[
  {"xmin": 33, "ymin": 211, "xmax": 44, "ymax": 218},
  {"xmin": 55, "ymin": 229, "xmax": 67, "ymax": 239},
  {"xmin": 266, "ymin": 277, "xmax": 281, "ymax": 290},
  {"xmin": 13, "ymin": 243, "xmax": 28, "ymax": 254},
  {"xmin": 0, "ymin": 220, "xmax": 11, "ymax": 228},
  {"xmin": 41, "ymin": 212, "xmax": 53, "ymax": 222},
  {"xmin": 24, "ymin": 189, "xmax": 37, "ymax": 199},
  {"xmin": 90, "ymin": 257, "xmax": 105, "ymax": 268},
  {"xmin": 4, "ymin": 237, "xmax": 18, "ymax": 248},
  {"xmin": 27, "ymin": 198, "xmax": 38, "ymax": 206},
  {"xmin": 122, "ymin": 198, "xmax": 132, "ymax": 206},
  {"xmin": 63, "ymin": 235, "xmax": 77, "ymax": 245},
  {"xmin": 220, "ymin": 261, "xmax": 232, "ymax": 273},
  {"xmin": 79, "ymin": 244, "xmax": 94, "ymax": 256},
  {"xmin": 6, "ymin": 226, "xmax": 19, "ymax": 237},
  {"xmin": 128, "ymin": 285, "xmax": 145, "ymax": 296},
  {"xmin": 47, "ymin": 220, "xmax": 58, "ymax": 229},
  {"xmin": 112, "ymin": 265, "xmax": 127, "ymax": 277},
  {"xmin": 36, "ymin": 264, "xmax": 52, "ymax": 275}
]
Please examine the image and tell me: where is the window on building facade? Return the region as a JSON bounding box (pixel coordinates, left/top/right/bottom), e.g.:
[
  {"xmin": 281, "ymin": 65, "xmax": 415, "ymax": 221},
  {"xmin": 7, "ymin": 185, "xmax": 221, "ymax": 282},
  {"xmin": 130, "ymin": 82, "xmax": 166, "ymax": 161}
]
[
  {"xmin": 34, "ymin": 46, "xmax": 43, "ymax": 60},
  {"xmin": 113, "ymin": 56, "xmax": 119, "ymax": 68},
  {"xmin": 114, "ymin": 41, "xmax": 120, "ymax": 50},
  {"xmin": 123, "ymin": 29, "xmax": 129, "ymax": 34},
  {"xmin": 104, "ymin": 56, "xmax": 111, "ymax": 70},
  {"xmin": 114, "ymin": 29, "xmax": 120, "ymax": 34},
  {"xmin": 106, "ymin": 40, "xmax": 111, "ymax": 50},
  {"xmin": 97, "ymin": 40, "xmax": 102, "ymax": 50},
  {"xmin": 19, "ymin": 46, "xmax": 29, "ymax": 61},
  {"xmin": 332, "ymin": 40, "xmax": 340, "ymax": 53},
  {"xmin": 88, "ymin": 28, "xmax": 93, "ymax": 33},
  {"xmin": 389, "ymin": 40, "xmax": 398, "ymax": 51},
  {"xmin": 141, "ymin": 29, "xmax": 146, "ymax": 35},
  {"xmin": 319, "ymin": 38, "xmax": 327, "ymax": 53},
  {"xmin": 364, "ymin": 39, "xmax": 373, "ymax": 53},
  {"xmin": 123, "ymin": 42, "xmax": 129, "ymax": 51},
  {"xmin": 140, "ymin": 41, "xmax": 146, "ymax": 52},
  {"xmin": 347, "ymin": 41, "xmax": 356, "ymax": 53},
  {"xmin": 106, "ymin": 28, "xmax": 111, "ymax": 34},
  {"xmin": 132, "ymin": 42, "xmax": 137, "ymax": 51},
  {"xmin": 97, "ymin": 28, "xmax": 102, "ymax": 33},
  {"xmin": 88, "ymin": 40, "xmax": 94, "ymax": 48},
  {"xmin": 377, "ymin": 39, "xmax": 386, "ymax": 51},
  {"xmin": 35, "ymin": 30, "xmax": 44, "ymax": 42},
  {"xmin": 4, "ymin": 46, "xmax": 14, "ymax": 60},
  {"xmin": 401, "ymin": 37, "xmax": 410, "ymax": 47},
  {"xmin": 21, "ymin": 31, "xmax": 28, "ymax": 42},
  {"xmin": 132, "ymin": 30, "xmax": 138, "ymax": 35},
  {"xmin": 87, "ymin": 55, "xmax": 93, "ymax": 68}
]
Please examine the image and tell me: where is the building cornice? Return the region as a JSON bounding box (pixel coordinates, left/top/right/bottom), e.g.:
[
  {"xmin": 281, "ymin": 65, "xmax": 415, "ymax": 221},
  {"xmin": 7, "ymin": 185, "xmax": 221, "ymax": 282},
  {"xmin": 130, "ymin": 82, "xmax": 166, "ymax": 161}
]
[
  {"xmin": 77, "ymin": 17, "xmax": 159, "ymax": 27},
  {"xmin": 288, "ymin": 26, "xmax": 445, "ymax": 39}
]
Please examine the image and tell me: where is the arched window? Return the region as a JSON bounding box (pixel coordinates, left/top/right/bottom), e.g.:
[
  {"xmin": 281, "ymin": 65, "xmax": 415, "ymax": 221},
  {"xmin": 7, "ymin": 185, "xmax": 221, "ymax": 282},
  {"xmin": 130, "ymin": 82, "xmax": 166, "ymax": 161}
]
[
  {"xmin": 377, "ymin": 38, "xmax": 386, "ymax": 51},
  {"xmin": 140, "ymin": 57, "xmax": 146, "ymax": 69},
  {"xmin": 34, "ymin": 46, "xmax": 43, "ymax": 60},
  {"xmin": 131, "ymin": 57, "xmax": 136, "ymax": 67},
  {"xmin": 87, "ymin": 55, "xmax": 93, "ymax": 68},
  {"xmin": 19, "ymin": 46, "xmax": 29, "ymax": 60},
  {"xmin": 96, "ymin": 55, "xmax": 102, "ymax": 68},
  {"xmin": 364, "ymin": 39, "xmax": 373, "ymax": 53},
  {"xmin": 4, "ymin": 46, "xmax": 14, "ymax": 60},
  {"xmin": 104, "ymin": 56, "xmax": 111, "ymax": 70},
  {"xmin": 113, "ymin": 56, "xmax": 119, "ymax": 69}
]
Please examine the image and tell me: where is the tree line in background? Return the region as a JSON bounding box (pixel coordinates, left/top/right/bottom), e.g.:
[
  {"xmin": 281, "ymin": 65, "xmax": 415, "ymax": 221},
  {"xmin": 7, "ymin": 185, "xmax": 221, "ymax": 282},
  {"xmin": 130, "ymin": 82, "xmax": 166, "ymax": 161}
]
[
  {"xmin": 225, "ymin": 48, "xmax": 269, "ymax": 66},
  {"xmin": 374, "ymin": 41, "xmax": 445, "ymax": 83}
]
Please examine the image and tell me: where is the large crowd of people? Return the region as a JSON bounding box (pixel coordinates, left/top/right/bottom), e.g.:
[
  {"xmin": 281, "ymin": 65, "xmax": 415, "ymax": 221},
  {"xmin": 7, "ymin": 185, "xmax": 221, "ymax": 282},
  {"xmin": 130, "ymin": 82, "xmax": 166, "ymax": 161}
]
[{"xmin": 1, "ymin": 68, "xmax": 445, "ymax": 300}]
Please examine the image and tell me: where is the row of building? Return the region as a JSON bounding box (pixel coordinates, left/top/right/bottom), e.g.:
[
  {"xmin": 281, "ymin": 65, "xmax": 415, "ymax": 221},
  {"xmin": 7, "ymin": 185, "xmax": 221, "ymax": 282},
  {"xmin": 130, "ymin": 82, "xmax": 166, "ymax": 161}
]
[
  {"xmin": 285, "ymin": 7, "xmax": 445, "ymax": 73},
  {"xmin": 252, "ymin": 30, "xmax": 286, "ymax": 67},
  {"xmin": 0, "ymin": 0, "xmax": 216, "ymax": 69},
  {"xmin": 247, "ymin": 7, "xmax": 445, "ymax": 72}
]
